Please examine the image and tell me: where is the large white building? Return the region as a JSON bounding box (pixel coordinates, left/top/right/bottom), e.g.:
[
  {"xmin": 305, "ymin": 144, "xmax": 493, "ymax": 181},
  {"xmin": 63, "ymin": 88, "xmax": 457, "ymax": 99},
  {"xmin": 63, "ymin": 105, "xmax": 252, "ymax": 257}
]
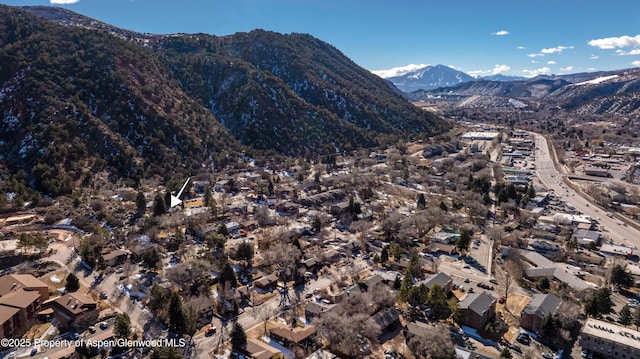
[
  {"xmin": 579, "ymin": 318, "xmax": 640, "ymax": 359},
  {"xmin": 461, "ymin": 131, "xmax": 500, "ymax": 141}
]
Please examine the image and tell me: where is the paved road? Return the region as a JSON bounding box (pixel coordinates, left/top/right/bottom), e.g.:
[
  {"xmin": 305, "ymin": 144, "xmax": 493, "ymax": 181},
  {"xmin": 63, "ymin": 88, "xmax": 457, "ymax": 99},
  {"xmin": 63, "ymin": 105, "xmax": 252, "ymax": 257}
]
[
  {"xmin": 192, "ymin": 274, "xmax": 334, "ymax": 359},
  {"xmin": 532, "ymin": 133, "xmax": 640, "ymax": 248}
]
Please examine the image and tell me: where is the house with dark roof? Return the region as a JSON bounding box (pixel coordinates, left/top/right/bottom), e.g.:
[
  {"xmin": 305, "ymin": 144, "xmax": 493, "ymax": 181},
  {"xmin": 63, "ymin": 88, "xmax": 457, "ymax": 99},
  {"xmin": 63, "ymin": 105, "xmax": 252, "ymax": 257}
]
[
  {"xmin": 304, "ymin": 302, "xmax": 335, "ymax": 321},
  {"xmin": 253, "ymin": 274, "xmax": 279, "ymax": 292},
  {"xmin": 458, "ymin": 291, "xmax": 496, "ymax": 330},
  {"xmin": 371, "ymin": 307, "xmax": 401, "ymax": 339},
  {"xmin": 45, "ymin": 292, "xmax": 98, "ymax": 329},
  {"xmin": 520, "ymin": 293, "xmax": 562, "ymax": 334},
  {"xmin": 269, "ymin": 323, "xmax": 317, "ymax": 349},
  {"xmin": 416, "ymin": 272, "xmax": 453, "ymax": 294}
]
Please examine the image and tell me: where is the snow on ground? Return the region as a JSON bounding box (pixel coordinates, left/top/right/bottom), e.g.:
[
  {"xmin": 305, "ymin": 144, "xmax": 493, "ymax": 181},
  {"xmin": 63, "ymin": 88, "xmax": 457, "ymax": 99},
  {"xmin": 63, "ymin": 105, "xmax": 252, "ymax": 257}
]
[
  {"xmin": 574, "ymin": 75, "xmax": 619, "ymax": 86},
  {"xmin": 50, "ymin": 274, "xmax": 61, "ymax": 283}
]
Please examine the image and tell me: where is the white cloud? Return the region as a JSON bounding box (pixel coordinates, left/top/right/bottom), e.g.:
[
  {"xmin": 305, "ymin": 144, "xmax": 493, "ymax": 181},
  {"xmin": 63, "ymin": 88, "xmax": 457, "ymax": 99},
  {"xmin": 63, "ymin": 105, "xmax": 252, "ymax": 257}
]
[
  {"xmin": 517, "ymin": 46, "xmax": 526, "ymax": 50},
  {"xmin": 633, "ymin": 60, "xmax": 640, "ymax": 67},
  {"xmin": 588, "ymin": 34, "xmax": 640, "ymax": 49},
  {"xmin": 50, "ymin": 0, "xmax": 80, "ymax": 4},
  {"xmin": 560, "ymin": 66, "xmax": 574, "ymax": 72},
  {"xmin": 492, "ymin": 64, "xmax": 510, "ymax": 74},
  {"xmin": 590, "ymin": 54, "xmax": 599, "ymax": 60},
  {"xmin": 370, "ymin": 64, "xmax": 429, "ymax": 78},
  {"xmin": 492, "ymin": 30, "xmax": 509, "ymax": 36},
  {"xmin": 466, "ymin": 64, "xmax": 511, "ymax": 78},
  {"xmin": 547, "ymin": 61, "xmax": 556, "ymax": 65},
  {"xmin": 522, "ymin": 67, "xmax": 550, "ymax": 77},
  {"xmin": 527, "ymin": 53, "xmax": 544, "ymax": 58},
  {"xmin": 540, "ymin": 45, "xmax": 573, "ymax": 54},
  {"xmin": 615, "ymin": 49, "xmax": 640, "ymax": 56},
  {"xmin": 531, "ymin": 60, "xmax": 539, "ymax": 64}
]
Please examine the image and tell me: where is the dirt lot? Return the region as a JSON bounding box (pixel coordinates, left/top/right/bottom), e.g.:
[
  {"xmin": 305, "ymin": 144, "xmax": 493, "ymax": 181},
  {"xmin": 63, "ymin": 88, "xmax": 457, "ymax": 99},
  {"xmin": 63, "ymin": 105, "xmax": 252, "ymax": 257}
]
[{"xmin": 497, "ymin": 293, "xmax": 531, "ymax": 343}]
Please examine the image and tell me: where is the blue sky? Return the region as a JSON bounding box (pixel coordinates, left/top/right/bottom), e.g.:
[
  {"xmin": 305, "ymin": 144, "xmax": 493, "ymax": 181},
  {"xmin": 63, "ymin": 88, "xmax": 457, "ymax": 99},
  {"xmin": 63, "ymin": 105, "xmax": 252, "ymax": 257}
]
[{"xmin": 2, "ymin": 0, "xmax": 640, "ymax": 78}]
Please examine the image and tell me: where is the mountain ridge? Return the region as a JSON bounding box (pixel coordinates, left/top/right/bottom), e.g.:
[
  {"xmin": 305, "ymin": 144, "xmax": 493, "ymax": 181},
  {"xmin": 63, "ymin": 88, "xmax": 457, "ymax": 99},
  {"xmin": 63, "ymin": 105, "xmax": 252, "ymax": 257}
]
[{"xmin": 0, "ymin": 5, "xmax": 450, "ymax": 198}]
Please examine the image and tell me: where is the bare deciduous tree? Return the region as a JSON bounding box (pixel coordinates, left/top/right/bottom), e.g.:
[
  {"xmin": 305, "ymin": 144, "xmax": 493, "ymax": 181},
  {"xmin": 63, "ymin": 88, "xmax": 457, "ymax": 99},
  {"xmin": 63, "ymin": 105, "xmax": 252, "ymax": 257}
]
[{"xmin": 407, "ymin": 324, "xmax": 457, "ymax": 359}]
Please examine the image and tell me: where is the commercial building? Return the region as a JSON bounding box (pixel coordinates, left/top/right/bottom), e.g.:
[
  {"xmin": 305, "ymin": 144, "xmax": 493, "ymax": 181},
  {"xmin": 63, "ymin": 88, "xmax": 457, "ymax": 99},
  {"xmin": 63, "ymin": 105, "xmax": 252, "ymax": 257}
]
[{"xmin": 579, "ymin": 318, "xmax": 640, "ymax": 358}]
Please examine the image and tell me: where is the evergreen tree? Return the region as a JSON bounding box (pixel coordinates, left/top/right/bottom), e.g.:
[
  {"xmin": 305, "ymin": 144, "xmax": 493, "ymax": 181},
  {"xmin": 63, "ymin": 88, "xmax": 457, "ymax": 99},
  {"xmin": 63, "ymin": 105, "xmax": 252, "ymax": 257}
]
[
  {"xmin": 540, "ymin": 313, "xmax": 557, "ymax": 339},
  {"xmin": 427, "ymin": 284, "xmax": 450, "ymax": 319},
  {"xmin": 439, "ymin": 201, "xmax": 448, "ymax": 212},
  {"xmin": 168, "ymin": 291, "xmax": 186, "ymax": 334},
  {"xmin": 398, "ymin": 269, "xmax": 414, "ymax": 302},
  {"xmin": 204, "ymin": 184, "xmax": 213, "ymax": 207},
  {"xmin": 380, "ymin": 246, "xmax": 389, "ymax": 263},
  {"xmin": 585, "ymin": 288, "xmax": 613, "ymax": 318},
  {"xmin": 619, "ymin": 305, "xmax": 633, "ymax": 326},
  {"xmin": 456, "ymin": 229, "xmax": 471, "ymax": 255},
  {"xmin": 609, "ymin": 263, "xmax": 634, "ymax": 289},
  {"xmin": 236, "ymin": 241, "xmax": 254, "ymax": 268},
  {"xmin": 393, "ymin": 274, "xmax": 402, "ymax": 290},
  {"xmin": 633, "ymin": 306, "xmax": 640, "ymax": 330},
  {"xmin": 150, "ymin": 346, "xmax": 183, "ymax": 359},
  {"xmin": 65, "ymin": 272, "xmax": 80, "ymax": 292},
  {"xmin": 230, "ymin": 323, "xmax": 247, "ymax": 349},
  {"xmin": 114, "ymin": 313, "xmax": 131, "ymax": 339},
  {"xmin": 148, "ymin": 284, "xmax": 167, "ymax": 315},
  {"xmin": 136, "ymin": 191, "xmax": 147, "ymax": 214},
  {"xmin": 153, "ymin": 194, "xmax": 166, "ymax": 216},
  {"xmin": 416, "ymin": 193, "xmax": 426, "ymax": 210}
]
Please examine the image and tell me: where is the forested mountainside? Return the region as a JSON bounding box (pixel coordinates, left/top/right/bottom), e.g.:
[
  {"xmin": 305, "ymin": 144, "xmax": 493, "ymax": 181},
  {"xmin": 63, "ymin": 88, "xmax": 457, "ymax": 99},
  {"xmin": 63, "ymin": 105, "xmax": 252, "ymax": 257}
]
[{"xmin": 0, "ymin": 5, "xmax": 450, "ymax": 199}]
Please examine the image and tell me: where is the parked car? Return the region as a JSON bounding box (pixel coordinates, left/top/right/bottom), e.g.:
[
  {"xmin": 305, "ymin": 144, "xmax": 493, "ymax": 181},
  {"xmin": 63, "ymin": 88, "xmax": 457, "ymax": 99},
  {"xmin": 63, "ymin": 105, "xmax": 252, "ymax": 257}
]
[
  {"xmin": 205, "ymin": 326, "xmax": 217, "ymax": 336},
  {"xmin": 99, "ymin": 321, "xmax": 108, "ymax": 330},
  {"xmin": 499, "ymin": 296, "xmax": 506, "ymax": 304}
]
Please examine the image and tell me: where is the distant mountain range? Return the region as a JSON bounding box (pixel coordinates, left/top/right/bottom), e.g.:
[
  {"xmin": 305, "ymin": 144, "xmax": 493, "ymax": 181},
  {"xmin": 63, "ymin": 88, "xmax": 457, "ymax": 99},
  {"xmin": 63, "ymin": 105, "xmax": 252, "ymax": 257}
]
[
  {"xmin": 0, "ymin": 5, "xmax": 450, "ymax": 197},
  {"xmin": 385, "ymin": 65, "xmax": 475, "ymax": 92},
  {"xmin": 408, "ymin": 68, "xmax": 640, "ymax": 117}
]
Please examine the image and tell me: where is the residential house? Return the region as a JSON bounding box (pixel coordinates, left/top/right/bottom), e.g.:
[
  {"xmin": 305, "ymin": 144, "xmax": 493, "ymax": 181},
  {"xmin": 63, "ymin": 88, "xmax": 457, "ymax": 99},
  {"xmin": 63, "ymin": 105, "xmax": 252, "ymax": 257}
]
[
  {"xmin": 304, "ymin": 301, "xmax": 335, "ymax": 321},
  {"xmin": 306, "ymin": 349, "xmax": 337, "ymax": 359},
  {"xmin": 269, "ymin": 323, "xmax": 317, "ymax": 349},
  {"xmin": 458, "ymin": 291, "xmax": 496, "ymax": 330},
  {"xmin": 0, "ymin": 274, "xmax": 49, "ymax": 338},
  {"xmin": 46, "ymin": 292, "xmax": 99, "ymax": 329},
  {"xmin": 416, "ymin": 272, "xmax": 453, "ymax": 294},
  {"xmin": 330, "ymin": 201, "xmax": 350, "ymax": 216},
  {"xmin": 245, "ymin": 338, "xmax": 282, "ymax": 359},
  {"xmin": 253, "ymin": 274, "xmax": 279, "ymax": 293},
  {"xmin": 0, "ymin": 274, "xmax": 50, "ymax": 301},
  {"xmin": 520, "ymin": 293, "xmax": 562, "ymax": 334},
  {"xmin": 404, "ymin": 321, "xmax": 443, "ymax": 342},
  {"xmin": 276, "ymin": 201, "xmax": 301, "ymax": 217},
  {"xmin": 371, "ymin": 308, "xmax": 401, "ymax": 338},
  {"xmin": 102, "ymin": 249, "xmax": 128, "ymax": 266}
]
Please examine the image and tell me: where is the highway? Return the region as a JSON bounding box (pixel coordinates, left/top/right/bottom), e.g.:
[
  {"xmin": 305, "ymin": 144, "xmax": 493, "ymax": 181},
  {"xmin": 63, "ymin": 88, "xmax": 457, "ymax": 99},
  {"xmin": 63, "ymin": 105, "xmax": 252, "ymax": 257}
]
[{"xmin": 532, "ymin": 132, "xmax": 640, "ymax": 249}]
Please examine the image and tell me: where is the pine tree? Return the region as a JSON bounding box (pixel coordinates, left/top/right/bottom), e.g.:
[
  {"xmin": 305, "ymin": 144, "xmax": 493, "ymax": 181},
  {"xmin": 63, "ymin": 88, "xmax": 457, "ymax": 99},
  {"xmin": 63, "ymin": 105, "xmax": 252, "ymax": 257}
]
[
  {"xmin": 65, "ymin": 272, "xmax": 80, "ymax": 292},
  {"xmin": 153, "ymin": 194, "xmax": 166, "ymax": 216},
  {"xmin": 416, "ymin": 193, "xmax": 426, "ymax": 210},
  {"xmin": 168, "ymin": 291, "xmax": 186, "ymax": 334},
  {"xmin": 380, "ymin": 246, "xmax": 389, "ymax": 263},
  {"xmin": 114, "ymin": 313, "xmax": 131, "ymax": 339},
  {"xmin": 619, "ymin": 305, "xmax": 633, "ymax": 326},
  {"xmin": 230, "ymin": 323, "xmax": 247, "ymax": 349},
  {"xmin": 136, "ymin": 191, "xmax": 147, "ymax": 214}
]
